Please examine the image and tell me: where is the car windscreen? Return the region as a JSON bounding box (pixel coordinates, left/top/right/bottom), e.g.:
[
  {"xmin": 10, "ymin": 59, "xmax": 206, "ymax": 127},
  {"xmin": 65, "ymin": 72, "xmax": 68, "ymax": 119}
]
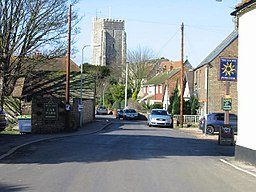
[
  {"xmin": 151, "ymin": 110, "xmax": 168, "ymax": 115},
  {"xmin": 125, "ymin": 109, "xmax": 136, "ymax": 113},
  {"xmin": 230, "ymin": 114, "xmax": 237, "ymax": 121}
]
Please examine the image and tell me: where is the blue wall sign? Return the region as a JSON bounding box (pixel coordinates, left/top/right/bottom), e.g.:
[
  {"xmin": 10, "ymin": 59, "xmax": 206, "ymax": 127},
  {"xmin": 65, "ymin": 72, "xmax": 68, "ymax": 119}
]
[{"xmin": 219, "ymin": 58, "xmax": 237, "ymax": 81}]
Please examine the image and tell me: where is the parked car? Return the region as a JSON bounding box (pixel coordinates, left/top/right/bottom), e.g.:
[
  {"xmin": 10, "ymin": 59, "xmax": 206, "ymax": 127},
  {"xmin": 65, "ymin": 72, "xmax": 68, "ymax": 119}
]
[
  {"xmin": 116, "ymin": 109, "xmax": 124, "ymax": 119},
  {"xmin": 199, "ymin": 112, "xmax": 237, "ymax": 134},
  {"xmin": 123, "ymin": 109, "xmax": 139, "ymax": 120},
  {"xmin": 147, "ymin": 109, "xmax": 172, "ymax": 128},
  {"xmin": 96, "ymin": 106, "xmax": 108, "ymax": 115},
  {"xmin": 0, "ymin": 110, "xmax": 6, "ymax": 132}
]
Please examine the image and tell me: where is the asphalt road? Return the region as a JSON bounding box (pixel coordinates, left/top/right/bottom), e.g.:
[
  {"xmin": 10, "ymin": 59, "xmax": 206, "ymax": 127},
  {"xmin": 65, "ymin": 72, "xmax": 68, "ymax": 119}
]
[{"xmin": 0, "ymin": 118, "xmax": 255, "ymax": 192}]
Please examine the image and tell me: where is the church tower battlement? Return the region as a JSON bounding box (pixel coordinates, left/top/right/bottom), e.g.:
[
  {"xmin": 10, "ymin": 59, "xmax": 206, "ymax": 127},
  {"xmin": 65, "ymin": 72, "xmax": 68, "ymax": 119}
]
[{"xmin": 91, "ymin": 17, "xmax": 126, "ymax": 66}]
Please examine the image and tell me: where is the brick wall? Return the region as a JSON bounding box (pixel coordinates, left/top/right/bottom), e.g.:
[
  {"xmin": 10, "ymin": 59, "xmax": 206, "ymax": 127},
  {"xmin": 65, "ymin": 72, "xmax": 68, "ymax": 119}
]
[
  {"xmin": 167, "ymin": 72, "xmax": 180, "ymax": 95},
  {"xmin": 32, "ymin": 96, "xmax": 67, "ymax": 133},
  {"xmin": 31, "ymin": 96, "xmax": 95, "ymax": 133},
  {"xmin": 208, "ymin": 38, "xmax": 238, "ymax": 114},
  {"xmin": 194, "ymin": 38, "xmax": 238, "ymax": 115}
]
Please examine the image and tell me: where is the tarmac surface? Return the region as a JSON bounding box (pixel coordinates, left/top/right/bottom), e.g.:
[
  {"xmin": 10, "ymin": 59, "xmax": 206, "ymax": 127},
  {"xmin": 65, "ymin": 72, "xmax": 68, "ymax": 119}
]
[
  {"xmin": 0, "ymin": 119, "xmax": 111, "ymax": 160},
  {"xmin": 1, "ymin": 119, "xmax": 256, "ymax": 178}
]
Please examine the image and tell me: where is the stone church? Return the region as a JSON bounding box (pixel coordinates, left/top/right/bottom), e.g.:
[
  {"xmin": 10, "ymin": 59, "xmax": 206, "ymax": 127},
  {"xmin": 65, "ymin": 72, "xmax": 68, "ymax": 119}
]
[{"xmin": 91, "ymin": 17, "xmax": 127, "ymax": 66}]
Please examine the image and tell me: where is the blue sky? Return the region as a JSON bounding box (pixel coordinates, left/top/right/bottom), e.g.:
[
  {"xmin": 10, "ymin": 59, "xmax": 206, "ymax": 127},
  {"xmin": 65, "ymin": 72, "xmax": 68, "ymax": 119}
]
[{"xmin": 72, "ymin": 0, "xmax": 239, "ymax": 68}]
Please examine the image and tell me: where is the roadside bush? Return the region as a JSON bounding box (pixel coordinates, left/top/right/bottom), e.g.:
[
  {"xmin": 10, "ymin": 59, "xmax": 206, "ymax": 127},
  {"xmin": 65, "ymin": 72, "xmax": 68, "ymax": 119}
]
[
  {"xmin": 111, "ymin": 100, "xmax": 121, "ymax": 110},
  {"xmin": 150, "ymin": 103, "xmax": 163, "ymax": 109}
]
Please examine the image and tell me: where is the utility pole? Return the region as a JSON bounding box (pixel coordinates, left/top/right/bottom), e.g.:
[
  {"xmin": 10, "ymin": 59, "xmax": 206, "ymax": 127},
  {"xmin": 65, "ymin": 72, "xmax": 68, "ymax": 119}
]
[
  {"xmin": 224, "ymin": 81, "xmax": 230, "ymax": 126},
  {"xmin": 65, "ymin": 4, "xmax": 71, "ymax": 131},
  {"xmin": 180, "ymin": 22, "xmax": 184, "ymax": 127}
]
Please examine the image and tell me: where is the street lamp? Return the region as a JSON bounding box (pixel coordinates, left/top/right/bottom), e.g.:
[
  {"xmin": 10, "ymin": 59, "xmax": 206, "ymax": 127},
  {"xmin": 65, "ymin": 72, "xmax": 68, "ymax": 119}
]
[
  {"xmin": 80, "ymin": 44, "xmax": 101, "ymax": 128},
  {"xmin": 80, "ymin": 44, "xmax": 90, "ymax": 128},
  {"xmin": 124, "ymin": 62, "xmax": 129, "ymax": 108},
  {"xmin": 102, "ymin": 83, "xmax": 107, "ymax": 106}
]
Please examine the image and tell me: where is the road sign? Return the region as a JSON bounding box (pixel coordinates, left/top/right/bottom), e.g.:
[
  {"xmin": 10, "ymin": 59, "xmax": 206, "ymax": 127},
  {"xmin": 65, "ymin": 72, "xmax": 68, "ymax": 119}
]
[
  {"xmin": 78, "ymin": 104, "xmax": 84, "ymax": 112},
  {"xmin": 222, "ymin": 96, "xmax": 232, "ymax": 111},
  {"xmin": 218, "ymin": 126, "xmax": 235, "ymax": 145},
  {"xmin": 219, "ymin": 58, "xmax": 237, "ymax": 81}
]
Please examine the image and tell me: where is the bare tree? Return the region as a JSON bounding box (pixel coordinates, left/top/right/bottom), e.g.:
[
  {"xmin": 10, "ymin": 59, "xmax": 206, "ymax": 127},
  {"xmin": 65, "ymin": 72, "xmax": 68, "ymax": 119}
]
[
  {"xmin": 0, "ymin": 0, "xmax": 79, "ymax": 109},
  {"xmin": 127, "ymin": 46, "xmax": 156, "ymax": 99}
]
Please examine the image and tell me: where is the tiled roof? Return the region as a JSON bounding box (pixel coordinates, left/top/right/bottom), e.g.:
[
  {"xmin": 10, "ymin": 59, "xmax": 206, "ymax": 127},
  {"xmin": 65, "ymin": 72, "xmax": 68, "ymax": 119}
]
[
  {"xmin": 33, "ymin": 57, "xmax": 80, "ymax": 72},
  {"xmin": 231, "ymin": 0, "xmax": 256, "ymax": 15},
  {"xmin": 195, "ymin": 31, "xmax": 238, "ymax": 70},
  {"xmin": 184, "ymin": 59, "xmax": 193, "ymax": 70},
  {"xmin": 160, "ymin": 60, "xmax": 181, "ymax": 70},
  {"xmin": 236, "ymin": 0, "xmax": 255, "ymax": 8},
  {"xmin": 144, "ymin": 68, "xmax": 180, "ymax": 85}
]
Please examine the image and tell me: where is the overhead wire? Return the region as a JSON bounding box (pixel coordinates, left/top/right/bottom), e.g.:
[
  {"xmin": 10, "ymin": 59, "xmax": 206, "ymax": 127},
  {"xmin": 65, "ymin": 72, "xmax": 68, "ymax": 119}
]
[{"xmin": 156, "ymin": 27, "xmax": 180, "ymax": 58}]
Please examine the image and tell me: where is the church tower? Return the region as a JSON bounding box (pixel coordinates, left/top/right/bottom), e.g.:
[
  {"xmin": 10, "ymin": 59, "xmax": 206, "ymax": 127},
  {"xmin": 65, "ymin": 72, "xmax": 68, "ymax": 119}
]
[{"xmin": 91, "ymin": 17, "xmax": 126, "ymax": 66}]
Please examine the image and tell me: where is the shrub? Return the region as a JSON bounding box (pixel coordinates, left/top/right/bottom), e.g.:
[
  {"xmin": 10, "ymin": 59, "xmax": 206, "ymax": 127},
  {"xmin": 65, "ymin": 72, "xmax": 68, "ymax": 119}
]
[{"xmin": 111, "ymin": 100, "xmax": 121, "ymax": 110}]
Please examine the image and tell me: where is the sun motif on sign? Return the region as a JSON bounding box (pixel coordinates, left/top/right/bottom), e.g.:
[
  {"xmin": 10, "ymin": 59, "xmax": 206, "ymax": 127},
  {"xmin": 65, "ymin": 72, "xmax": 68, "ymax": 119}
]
[{"xmin": 222, "ymin": 62, "xmax": 236, "ymax": 76}]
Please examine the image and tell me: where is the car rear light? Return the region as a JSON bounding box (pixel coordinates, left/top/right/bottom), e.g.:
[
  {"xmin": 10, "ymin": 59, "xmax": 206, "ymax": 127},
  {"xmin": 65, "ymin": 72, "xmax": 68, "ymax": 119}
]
[{"xmin": 200, "ymin": 119, "xmax": 205, "ymax": 124}]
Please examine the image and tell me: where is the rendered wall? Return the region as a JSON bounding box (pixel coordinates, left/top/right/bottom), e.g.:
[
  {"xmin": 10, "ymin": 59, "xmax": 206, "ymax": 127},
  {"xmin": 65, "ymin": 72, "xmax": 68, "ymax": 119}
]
[
  {"xmin": 236, "ymin": 9, "xmax": 256, "ymax": 150},
  {"xmin": 235, "ymin": 7, "xmax": 256, "ymax": 165}
]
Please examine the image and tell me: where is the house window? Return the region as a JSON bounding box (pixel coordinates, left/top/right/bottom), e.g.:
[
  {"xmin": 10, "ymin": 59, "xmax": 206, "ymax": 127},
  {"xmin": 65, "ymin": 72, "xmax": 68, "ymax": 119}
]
[
  {"xmin": 143, "ymin": 87, "xmax": 147, "ymax": 94},
  {"xmin": 156, "ymin": 85, "xmax": 158, "ymax": 94},
  {"xmin": 148, "ymin": 86, "xmax": 155, "ymax": 94},
  {"xmin": 160, "ymin": 85, "xmax": 162, "ymax": 94}
]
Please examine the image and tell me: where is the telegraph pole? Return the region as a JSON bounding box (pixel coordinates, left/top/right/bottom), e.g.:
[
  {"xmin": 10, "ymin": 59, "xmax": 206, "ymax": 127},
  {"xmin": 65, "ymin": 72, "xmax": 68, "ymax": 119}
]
[
  {"xmin": 180, "ymin": 22, "xmax": 184, "ymax": 127},
  {"xmin": 65, "ymin": 4, "xmax": 71, "ymax": 131}
]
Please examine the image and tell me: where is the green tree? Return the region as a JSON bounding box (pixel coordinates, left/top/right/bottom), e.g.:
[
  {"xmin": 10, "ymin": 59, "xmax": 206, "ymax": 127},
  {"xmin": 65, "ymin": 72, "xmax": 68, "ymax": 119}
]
[
  {"xmin": 190, "ymin": 96, "xmax": 199, "ymax": 115},
  {"xmin": 150, "ymin": 103, "xmax": 163, "ymax": 109},
  {"xmin": 184, "ymin": 100, "xmax": 191, "ymax": 115},
  {"xmin": 183, "ymin": 96, "xmax": 199, "ymax": 115},
  {"xmin": 110, "ymin": 84, "xmax": 125, "ymax": 102},
  {"xmin": 83, "ymin": 65, "xmax": 110, "ymax": 79},
  {"xmin": 127, "ymin": 46, "xmax": 156, "ymax": 99},
  {"xmin": 172, "ymin": 94, "xmax": 180, "ymax": 115},
  {"xmin": 169, "ymin": 82, "xmax": 180, "ymax": 115}
]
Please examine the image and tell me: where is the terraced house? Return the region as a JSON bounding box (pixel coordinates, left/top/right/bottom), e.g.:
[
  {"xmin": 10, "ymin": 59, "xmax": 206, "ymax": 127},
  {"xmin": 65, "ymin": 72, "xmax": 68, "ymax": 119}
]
[{"xmin": 140, "ymin": 60, "xmax": 193, "ymax": 110}]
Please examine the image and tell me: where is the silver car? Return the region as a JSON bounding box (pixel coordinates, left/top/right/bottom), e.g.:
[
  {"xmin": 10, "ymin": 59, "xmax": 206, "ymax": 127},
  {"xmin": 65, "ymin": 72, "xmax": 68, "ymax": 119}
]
[
  {"xmin": 123, "ymin": 109, "xmax": 138, "ymax": 120},
  {"xmin": 148, "ymin": 109, "xmax": 172, "ymax": 127},
  {"xmin": 96, "ymin": 106, "xmax": 108, "ymax": 115}
]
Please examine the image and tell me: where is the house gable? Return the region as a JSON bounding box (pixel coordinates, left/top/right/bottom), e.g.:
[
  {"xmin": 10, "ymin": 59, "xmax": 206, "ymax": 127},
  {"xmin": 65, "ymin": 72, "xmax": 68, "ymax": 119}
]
[
  {"xmin": 195, "ymin": 31, "xmax": 238, "ymax": 70},
  {"xmin": 194, "ymin": 31, "xmax": 238, "ymax": 115}
]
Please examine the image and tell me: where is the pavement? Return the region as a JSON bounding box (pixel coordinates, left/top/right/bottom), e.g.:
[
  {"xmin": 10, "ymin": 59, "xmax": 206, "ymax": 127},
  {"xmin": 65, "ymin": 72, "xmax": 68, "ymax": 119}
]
[
  {"xmin": 1, "ymin": 120, "xmax": 256, "ymax": 178},
  {"xmin": 179, "ymin": 127, "xmax": 256, "ymax": 178}
]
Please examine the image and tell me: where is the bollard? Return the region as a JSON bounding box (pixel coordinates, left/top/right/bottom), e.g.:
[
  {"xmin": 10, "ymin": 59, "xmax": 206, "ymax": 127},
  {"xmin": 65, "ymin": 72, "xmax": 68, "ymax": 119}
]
[{"xmin": 173, "ymin": 118, "xmax": 178, "ymax": 128}]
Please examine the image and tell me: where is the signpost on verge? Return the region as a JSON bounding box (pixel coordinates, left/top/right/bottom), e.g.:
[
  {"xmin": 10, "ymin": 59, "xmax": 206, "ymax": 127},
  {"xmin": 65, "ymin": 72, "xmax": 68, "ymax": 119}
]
[{"xmin": 218, "ymin": 57, "xmax": 237, "ymax": 145}]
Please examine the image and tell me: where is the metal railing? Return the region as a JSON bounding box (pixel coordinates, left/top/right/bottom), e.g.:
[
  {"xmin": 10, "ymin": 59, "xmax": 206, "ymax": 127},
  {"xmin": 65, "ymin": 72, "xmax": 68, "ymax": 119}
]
[{"xmin": 173, "ymin": 115, "xmax": 200, "ymax": 124}]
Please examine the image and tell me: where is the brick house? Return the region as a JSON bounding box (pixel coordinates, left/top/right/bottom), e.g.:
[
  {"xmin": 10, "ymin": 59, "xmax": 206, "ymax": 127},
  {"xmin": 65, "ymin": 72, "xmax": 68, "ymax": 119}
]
[
  {"xmin": 194, "ymin": 30, "xmax": 238, "ymax": 117},
  {"xmin": 140, "ymin": 60, "xmax": 193, "ymax": 110},
  {"xmin": 231, "ymin": 0, "xmax": 256, "ymax": 165}
]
